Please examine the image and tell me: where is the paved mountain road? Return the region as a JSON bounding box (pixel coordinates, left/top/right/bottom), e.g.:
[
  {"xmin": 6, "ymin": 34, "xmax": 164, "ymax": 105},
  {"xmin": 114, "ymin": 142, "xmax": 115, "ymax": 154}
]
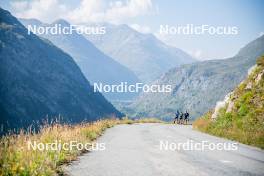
[{"xmin": 65, "ymin": 124, "xmax": 264, "ymax": 176}]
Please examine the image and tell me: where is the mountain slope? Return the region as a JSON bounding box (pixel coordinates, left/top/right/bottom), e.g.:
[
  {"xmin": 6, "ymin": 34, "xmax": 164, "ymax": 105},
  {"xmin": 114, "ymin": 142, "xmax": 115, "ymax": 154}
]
[
  {"xmin": 194, "ymin": 56, "xmax": 264, "ymax": 149},
  {"xmin": 0, "ymin": 8, "xmax": 122, "ymax": 132},
  {"xmin": 85, "ymin": 23, "xmax": 196, "ymax": 82},
  {"xmin": 20, "ymin": 19, "xmax": 140, "ymax": 101},
  {"xmin": 127, "ymin": 35, "xmax": 264, "ymax": 119}
]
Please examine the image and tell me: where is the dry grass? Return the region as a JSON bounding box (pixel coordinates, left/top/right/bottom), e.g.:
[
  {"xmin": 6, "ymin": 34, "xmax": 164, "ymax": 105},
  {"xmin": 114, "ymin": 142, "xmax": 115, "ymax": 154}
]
[
  {"xmin": 0, "ymin": 117, "xmax": 163, "ymax": 175},
  {"xmin": 120, "ymin": 117, "xmax": 164, "ymax": 124},
  {"xmin": 192, "ymin": 111, "xmax": 213, "ymax": 132}
]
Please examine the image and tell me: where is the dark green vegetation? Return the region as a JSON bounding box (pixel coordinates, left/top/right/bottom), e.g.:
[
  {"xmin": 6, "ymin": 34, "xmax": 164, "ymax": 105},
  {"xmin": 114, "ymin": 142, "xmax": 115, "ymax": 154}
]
[
  {"xmin": 194, "ymin": 56, "xmax": 264, "ymax": 149},
  {"xmin": 0, "ymin": 8, "xmax": 121, "ymax": 132},
  {"xmin": 126, "ymin": 35, "xmax": 264, "ymax": 120}
]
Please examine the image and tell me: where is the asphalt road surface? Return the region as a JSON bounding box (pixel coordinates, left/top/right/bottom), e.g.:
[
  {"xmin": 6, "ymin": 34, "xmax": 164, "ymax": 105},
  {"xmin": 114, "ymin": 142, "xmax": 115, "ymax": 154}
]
[{"xmin": 65, "ymin": 123, "xmax": 264, "ymax": 176}]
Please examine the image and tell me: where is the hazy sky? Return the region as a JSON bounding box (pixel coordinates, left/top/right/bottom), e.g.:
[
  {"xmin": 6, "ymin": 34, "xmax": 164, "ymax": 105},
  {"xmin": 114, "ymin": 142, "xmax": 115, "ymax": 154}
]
[{"xmin": 1, "ymin": 0, "xmax": 263, "ymax": 60}]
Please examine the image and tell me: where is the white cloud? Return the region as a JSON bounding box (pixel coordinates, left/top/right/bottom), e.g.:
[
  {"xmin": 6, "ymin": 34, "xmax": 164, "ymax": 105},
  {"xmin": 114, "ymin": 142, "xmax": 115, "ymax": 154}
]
[
  {"xmin": 10, "ymin": 0, "xmax": 155, "ymax": 24},
  {"xmin": 129, "ymin": 24, "xmax": 151, "ymax": 33},
  {"xmin": 11, "ymin": 0, "xmax": 68, "ymax": 23},
  {"xmin": 192, "ymin": 49, "xmax": 202, "ymax": 59},
  {"xmin": 188, "ymin": 49, "xmax": 204, "ymax": 60},
  {"xmin": 259, "ymin": 31, "xmax": 264, "ymax": 37}
]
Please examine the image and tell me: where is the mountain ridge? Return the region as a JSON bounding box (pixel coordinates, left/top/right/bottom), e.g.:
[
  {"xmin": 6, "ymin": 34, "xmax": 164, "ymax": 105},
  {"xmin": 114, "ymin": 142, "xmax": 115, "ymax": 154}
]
[
  {"xmin": 127, "ymin": 35, "xmax": 264, "ymax": 119},
  {"xmin": 20, "ymin": 18, "xmax": 140, "ymax": 101},
  {"xmin": 0, "ymin": 8, "xmax": 122, "ymax": 132},
  {"xmin": 84, "ymin": 22, "xmax": 196, "ymax": 82}
]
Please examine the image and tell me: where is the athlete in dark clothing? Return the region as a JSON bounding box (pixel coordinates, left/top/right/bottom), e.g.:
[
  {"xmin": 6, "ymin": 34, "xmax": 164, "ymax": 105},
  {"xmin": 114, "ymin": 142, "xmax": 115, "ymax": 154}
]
[
  {"xmin": 174, "ymin": 110, "xmax": 180, "ymax": 124},
  {"xmin": 184, "ymin": 111, "xmax": 190, "ymax": 124},
  {"xmin": 179, "ymin": 112, "xmax": 184, "ymax": 124}
]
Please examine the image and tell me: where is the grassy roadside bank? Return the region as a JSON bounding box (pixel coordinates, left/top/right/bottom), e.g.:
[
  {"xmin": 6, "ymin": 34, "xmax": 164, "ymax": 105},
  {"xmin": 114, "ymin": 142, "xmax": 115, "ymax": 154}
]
[
  {"xmin": 193, "ymin": 56, "xmax": 264, "ymax": 149},
  {"xmin": 0, "ymin": 118, "xmax": 163, "ymax": 175}
]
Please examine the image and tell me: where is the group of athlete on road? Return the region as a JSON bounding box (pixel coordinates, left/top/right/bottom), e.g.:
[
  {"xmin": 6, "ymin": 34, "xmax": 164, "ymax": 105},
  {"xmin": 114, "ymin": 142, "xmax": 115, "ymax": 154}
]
[{"xmin": 173, "ymin": 110, "xmax": 190, "ymax": 125}]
